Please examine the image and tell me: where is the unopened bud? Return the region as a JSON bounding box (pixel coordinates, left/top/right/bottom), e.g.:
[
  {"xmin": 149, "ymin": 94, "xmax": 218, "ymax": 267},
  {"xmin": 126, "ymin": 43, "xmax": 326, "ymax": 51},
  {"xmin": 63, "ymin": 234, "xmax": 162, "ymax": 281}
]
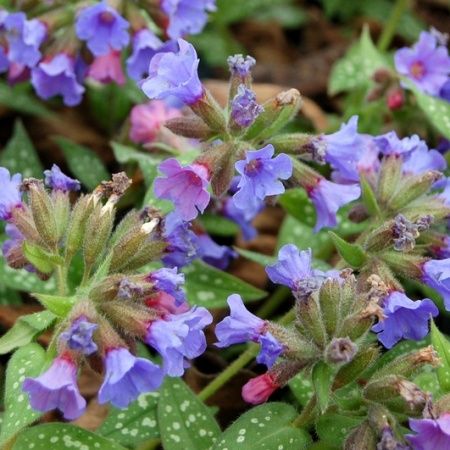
[
  {"xmin": 397, "ymin": 379, "xmax": 428, "ymax": 411},
  {"xmin": 325, "ymin": 337, "xmax": 357, "ymax": 364},
  {"xmin": 319, "ymin": 279, "xmax": 341, "ymax": 336},
  {"xmin": 386, "ymin": 88, "xmax": 404, "ymax": 111},
  {"xmin": 164, "ymin": 115, "xmax": 212, "ymax": 139},
  {"xmin": 190, "ymin": 89, "xmax": 226, "ymax": 132},
  {"xmin": 380, "ymin": 251, "xmax": 427, "ymax": 279},
  {"xmin": 270, "ymin": 133, "xmax": 326, "ymax": 164},
  {"xmin": 377, "ymin": 427, "xmax": 409, "ymax": 450},
  {"xmin": 373, "ymin": 68, "xmax": 393, "ymax": 84},
  {"xmin": 52, "ymin": 190, "xmax": 70, "ymax": 243},
  {"xmin": 227, "ymin": 54, "xmax": 256, "ymax": 101},
  {"xmin": 295, "ymin": 294, "xmax": 327, "ymax": 348},
  {"xmin": 377, "ymin": 155, "xmax": 403, "ymax": 206},
  {"xmin": 344, "ymin": 421, "xmax": 377, "ymax": 450}
]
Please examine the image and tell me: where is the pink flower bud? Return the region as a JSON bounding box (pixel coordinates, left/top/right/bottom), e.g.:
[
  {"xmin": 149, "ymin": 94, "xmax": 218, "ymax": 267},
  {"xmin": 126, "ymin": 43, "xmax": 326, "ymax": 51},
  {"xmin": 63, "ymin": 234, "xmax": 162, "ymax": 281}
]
[
  {"xmin": 242, "ymin": 373, "xmax": 279, "ymax": 405},
  {"xmin": 387, "ymin": 88, "xmax": 405, "ymax": 110}
]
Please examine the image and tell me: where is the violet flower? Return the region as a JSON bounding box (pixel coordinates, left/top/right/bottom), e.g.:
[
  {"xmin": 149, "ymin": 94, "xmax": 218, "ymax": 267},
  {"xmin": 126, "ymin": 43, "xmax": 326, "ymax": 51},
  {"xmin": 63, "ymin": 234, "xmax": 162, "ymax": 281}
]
[
  {"xmin": 372, "ymin": 291, "xmax": 438, "ymax": 349},
  {"xmin": 2, "ymin": 223, "xmax": 24, "ymax": 259},
  {"xmin": 31, "ymin": 54, "xmax": 85, "ymax": 106},
  {"xmin": 141, "ymin": 39, "xmax": 203, "ymax": 105},
  {"xmin": 402, "ymin": 145, "xmax": 446, "ymax": 175},
  {"xmin": 233, "ymin": 144, "xmax": 292, "ymax": 219},
  {"xmin": 0, "ymin": 167, "xmax": 22, "ymax": 221},
  {"xmin": 98, "ymin": 347, "xmax": 163, "ymax": 408},
  {"xmin": 129, "ymin": 100, "xmax": 181, "ymax": 145},
  {"xmin": 422, "ymin": 258, "xmax": 450, "ymax": 310},
  {"xmin": 60, "ymin": 317, "xmax": 98, "ymax": 355},
  {"xmin": 87, "ymin": 50, "xmax": 126, "ymax": 85},
  {"xmin": 440, "ymin": 79, "xmax": 450, "ymax": 102},
  {"xmin": 154, "ymin": 158, "xmax": 210, "ymax": 221},
  {"xmin": 227, "ymin": 54, "xmax": 256, "ymax": 77},
  {"xmin": 0, "ymin": 46, "xmax": 9, "ymax": 73},
  {"xmin": 23, "ymin": 355, "xmax": 86, "ymax": 420},
  {"xmin": 44, "ymin": 164, "xmax": 80, "ymax": 192},
  {"xmin": 308, "ymin": 179, "xmax": 361, "ymax": 232},
  {"xmin": 374, "ymin": 131, "xmax": 425, "ymax": 156},
  {"xmin": 161, "ymin": 0, "xmax": 216, "ymax": 40},
  {"xmin": 230, "ymin": 85, "xmax": 263, "ymax": 128},
  {"xmin": 395, "ymin": 31, "xmax": 450, "ymax": 96},
  {"xmin": 407, "ymin": 413, "xmax": 450, "ymax": 449},
  {"xmin": 75, "ymin": 0, "xmax": 129, "ymax": 57},
  {"xmin": 4, "ymin": 12, "xmax": 46, "ymax": 68},
  {"xmin": 257, "ymin": 333, "xmax": 284, "ymax": 368},
  {"xmin": 145, "ymin": 307, "xmax": 212, "ymax": 376},
  {"xmin": 196, "ymin": 233, "xmax": 237, "ymax": 270},
  {"xmin": 222, "ymin": 195, "xmax": 259, "ymax": 241},
  {"xmin": 148, "ymin": 267, "xmax": 186, "ymax": 306}
]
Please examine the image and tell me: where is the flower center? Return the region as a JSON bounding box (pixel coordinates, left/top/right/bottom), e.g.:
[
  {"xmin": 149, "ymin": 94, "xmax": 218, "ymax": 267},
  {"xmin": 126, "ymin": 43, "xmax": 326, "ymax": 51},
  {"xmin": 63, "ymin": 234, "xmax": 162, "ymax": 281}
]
[
  {"xmin": 100, "ymin": 11, "xmax": 115, "ymax": 24},
  {"xmin": 244, "ymin": 159, "xmax": 262, "ymax": 176},
  {"xmin": 410, "ymin": 61, "xmax": 425, "ymax": 80},
  {"xmin": 187, "ymin": 171, "xmax": 201, "ymax": 186}
]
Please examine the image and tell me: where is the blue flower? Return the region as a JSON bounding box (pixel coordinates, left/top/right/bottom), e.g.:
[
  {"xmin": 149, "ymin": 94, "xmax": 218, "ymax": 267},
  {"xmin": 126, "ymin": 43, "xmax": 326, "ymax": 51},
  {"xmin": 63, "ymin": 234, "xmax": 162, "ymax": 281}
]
[
  {"xmin": 196, "ymin": 233, "xmax": 237, "ymax": 270},
  {"xmin": 233, "ymin": 145, "xmax": 292, "ymax": 219},
  {"xmin": 372, "ymin": 291, "xmax": 438, "ymax": 348},
  {"xmin": 407, "ymin": 413, "xmax": 450, "ymax": 450},
  {"xmin": 374, "ymin": 131, "xmax": 425, "ymax": 156},
  {"xmin": 98, "ymin": 347, "xmax": 163, "ymax": 408},
  {"xmin": 402, "ymin": 145, "xmax": 446, "ymax": 175},
  {"xmin": 60, "ymin": 317, "xmax": 98, "ymax": 355},
  {"xmin": 0, "ymin": 167, "xmax": 22, "ymax": 221},
  {"xmin": 75, "ymin": 0, "xmax": 129, "ymax": 56},
  {"xmin": 141, "ymin": 39, "xmax": 203, "ymax": 105},
  {"xmin": 230, "ymin": 85, "xmax": 263, "ymax": 128},
  {"xmin": 227, "ymin": 54, "xmax": 256, "ymax": 77},
  {"xmin": 422, "ymin": 258, "xmax": 450, "ymax": 310},
  {"xmin": 145, "ymin": 307, "xmax": 212, "ymax": 376},
  {"xmin": 148, "ymin": 267, "xmax": 186, "ymax": 306},
  {"xmin": 257, "ymin": 333, "xmax": 284, "ymax": 368},
  {"xmin": 44, "ymin": 164, "xmax": 81, "ymax": 192}
]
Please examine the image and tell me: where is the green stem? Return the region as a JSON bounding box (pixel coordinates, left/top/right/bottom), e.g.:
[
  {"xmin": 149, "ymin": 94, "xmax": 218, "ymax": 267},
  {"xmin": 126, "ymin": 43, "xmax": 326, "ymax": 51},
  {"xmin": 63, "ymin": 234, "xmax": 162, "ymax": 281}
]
[
  {"xmin": 256, "ymin": 286, "xmax": 291, "ymax": 319},
  {"xmin": 377, "ymin": 0, "xmax": 409, "ymax": 51},
  {"xmin": 56, "ymin": 264, "xmax": 68, "ymax": 296},
  {"xmin": 292, "ymin": 396, "xmax": 317, "ymax": 428}
]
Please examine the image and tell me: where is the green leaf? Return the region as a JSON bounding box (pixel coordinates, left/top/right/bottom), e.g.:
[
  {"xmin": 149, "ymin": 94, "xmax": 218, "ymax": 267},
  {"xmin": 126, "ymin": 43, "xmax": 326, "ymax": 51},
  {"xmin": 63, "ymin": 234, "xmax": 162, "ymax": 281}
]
[
  {"xmin": 0, "ymin": 81, "xmax": 52, "ymax": 117},
  {"xmin": 279, "ymin": 188, "xmax": 316, "ymax": 228},
  {"xmin": 360, "ymin": 175, "xmax": 380, "ymax": 216},
  {"xmin": 22, "ymin": 242, "xmax": 63, "ymax": 274},
  {"xmin": 12, "ymin": 423, "xmax": 127, "ymax": 450},
  {"xmin": 329, "ymin": 26, "xmax": 387, "ymax": 95},
  {"xmin": 98, "ymin": 392, "xmax": 160, "ymax": 446},
  {"xmin": 212, "ymin": 402, "xmax": 312, "ymax": 450},
  {"xmin": 0, "ymin": 311, "xmax": 55, "ymax": 355},
  {"xmin": 183, "ymin": 260, "xmax": 266, "ymax": 308},
  {"xmin": 328, "ymin": 232, "xmax": 367, "ymax": 268},
  {"xmin": 0, "ymin": 257, "xmax": 56, "ymax": 293},
  {"xmin": 431, "ymin": 320, "xmax": 450, "ymax": 392},
  {"xmin": 312, "ymin": 362, "xmax": 334, "ymax": 413},
  {"xmin": 158, "ymin": 378, "xmax": 221, "ymax": 450},
  {"xmin": 0, "ymin": 343, "xmax": 46, "ymax": 445},
  {"xmin": 0, "ymin": 120, "xmax": 43, "ymax": 178},
  {"xmin": 289, "ymin": 372, "xmax": 313, "ymax": 406},
  {"xmin": 54, "ymin": 136, "xmax": 109, "ymax": 190},
  {"xmin": 111, "ymin": 141, "xmax": 160, "ymax": 187},
  {"xmin": 316, "ymin": 413, "xmax": 364, "ymax": 446},
  {"xmin": 410, "ymin": 86, "xmax": 450, "ymax": 140},
  {"xmin": 0, "ymin": 285, "xmax": 22, "ymax": 306},
  {"xmin": 414, "ymin": 370, "xmax": 442, "ymax": 398},
  {"xmin": 235, "ymin": 248, "xmax": 277, "ymax": 267},
  {"xmin": 32, "ymin": 293, "xmax": 75, "ymax": 318},
  {"xmin": 199, "ymin": 214, "xmax": 239, "ymax": 237}
]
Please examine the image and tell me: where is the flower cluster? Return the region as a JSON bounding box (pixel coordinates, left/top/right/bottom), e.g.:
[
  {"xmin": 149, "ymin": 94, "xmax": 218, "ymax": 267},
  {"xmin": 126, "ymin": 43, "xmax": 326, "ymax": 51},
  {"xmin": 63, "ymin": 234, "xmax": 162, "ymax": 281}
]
[
  {"xmin": 0, "ymin": 0, "xmax": 216, "ymax": 106},
  {"xmin": 0, "ymin": 166, "xmax": 212, "ymax": 419}
]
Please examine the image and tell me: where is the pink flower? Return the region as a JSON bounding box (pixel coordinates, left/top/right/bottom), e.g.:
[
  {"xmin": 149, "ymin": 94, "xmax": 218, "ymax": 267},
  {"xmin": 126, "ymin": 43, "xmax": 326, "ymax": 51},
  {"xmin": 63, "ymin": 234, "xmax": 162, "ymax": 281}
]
[
  {"xmin": 242, "ymin": 373, "xmax": 279, "ymax": 405},
  {"xmin": 129, "ymin": 101, "xmax": 181, "ymax": 145},
  {"xmin": 87, "ymin": 50, "xmax": 125, "ymax": 85}
]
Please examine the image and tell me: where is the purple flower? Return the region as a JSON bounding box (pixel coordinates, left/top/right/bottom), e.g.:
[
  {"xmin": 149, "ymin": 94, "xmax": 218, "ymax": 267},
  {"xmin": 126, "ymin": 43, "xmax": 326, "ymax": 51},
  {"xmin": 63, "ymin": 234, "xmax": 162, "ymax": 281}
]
[
  {"xmin": 0, "ymin": 46, "xmax": 9, "ymax": 73},
  {"xmin": 126, "ymin": 29, "xmax": 163, "ymax": 81},
  {"xmin": 196, "ymin": 233, "xmax": 237, "ymax": 269},
  {"xmin": 422, "ymin": 258, "xmax": 450, "ymax": 310},
  {"xmin": 87, "ymin": 50, "xmax": 126, "ymax": 85},
  {"xmin": 161, "ymin": 0, "xmax": 216, "ymax": 39},
  {"xmin": 145, "ymin": 307, "xmax": 212, "ymax": 376},
  {"xmin": 407, "ymin": 413, "xmax": 450, "ymax": 450},
  {"xmin": 23, "ymin": 355, "xmax": 86, "ymax": 420},
  {"xmin": 0, "ymin": 167, "xmax": 22, "ymax": 221},
  {"xmin": 440, "ymin": 79, "xmax": 450, "ymax": 102},
  {"xmin": 4, "ymin": 12, "xmax": 46, "ymax": 68},
  {"xmin": 148, "ymin": 267, "xmax": 186, "ymax": 306},
  {"xmin": 2, "ymin": 223, "xmax": 23, "ymax": 259},
  {"xmin": 141, "ymin": 39, "xmax": 203, "ymax": 105},
  {"xmin": 374, "ymin": 131, "xmax": 425, "ymax": 156},
  {"xmin": 308, "ymin": 179, "xmax": 361, "ymax": 232},
  {"xmin": 230, "ymin": 85, "xmax": 263, "ymax": 128},
  {"xmin": 154, "ymin": 158, "xmax": 210, "ymax": 221},
  {"xmin": 31, "ymin": 54, "xmax": 85, "ymax": 106},
  {"xmin": 257, "ymin": 332, "xmax": 283, "ymax": 368},
  {"xmin": 215, "ymin": 294, "xmax": 283, "ymax": 368},
  {"xmin": 60, "ymin": 317, "xmax": 98, "ymax": 355},
  {"xmin": 402, "ymin": 146, "xmax": 446, "ymax": 175},
  {"xmin": 372, "ymin": 291, "xmax": 438, "ymax": 349},
  {"xmin": 44, "ymin": 164, "xmax": 80, "ymax": 192},
  {"xmin": 222, "ymin": 196, "xmax": 259, "ymax": 241},
  {"xmin": 215, "ymin": 294, "xmax": 265, "ymax": 347},
  {"xmin": 439, "ymin": 178, "xmax": 450, "ymax": 206},
  {"xmin": 98, "ymin": 347, "xmax": 163, "ymax": 408},
  {"xmin": 395, "ymin": 31, "xmax": 450, "ymax": 96},
  {"xmin": 162, "ymin": 212, "xmax": 199, "ymax": 267},
  {"xmin": 233, "ymin": 145, "xmax": 292, "ymax": 219},
  {"xmin": 227, "ymin": 54, "xmax": 256, "ymax": 77},
  {"xmin": 75, "ymin": 0, "xmax": 129, "ymax": 57}
]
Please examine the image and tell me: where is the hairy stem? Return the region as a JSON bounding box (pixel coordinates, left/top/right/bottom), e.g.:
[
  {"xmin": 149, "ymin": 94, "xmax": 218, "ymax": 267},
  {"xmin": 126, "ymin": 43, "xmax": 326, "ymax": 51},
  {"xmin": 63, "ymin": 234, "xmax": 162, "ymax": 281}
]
[{"xmin": 292, "ymin": 395, "xmax": 317, "ymax": 428}]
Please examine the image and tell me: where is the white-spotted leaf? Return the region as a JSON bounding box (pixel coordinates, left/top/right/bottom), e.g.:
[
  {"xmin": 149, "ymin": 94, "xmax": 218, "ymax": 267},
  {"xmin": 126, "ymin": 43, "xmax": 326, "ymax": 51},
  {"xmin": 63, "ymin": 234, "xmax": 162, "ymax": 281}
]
[
  {"xmin": 431, "ymin": 320, "xmax": 450, "ymax": 392},
  {"xmin": 12, "ymin": 423, "xmax": 127, "ymax": 450},
  {"xmin": 212, "ymin": 402, "xmax": 312, "ymax": 450},
  {"xmin": 0, "ymin": 343, "xmax": 46, "ymax": 445},
  {"xmin": 98, "ymin": 392, "xmax": 160, "ymax": 446},
  {"xmin": 315, "ymin": 413, "xmax": 364, "ymax": 446},
  {"xmin": 158, "ymin": 378, "xmax": 221, "ymax": 450}
]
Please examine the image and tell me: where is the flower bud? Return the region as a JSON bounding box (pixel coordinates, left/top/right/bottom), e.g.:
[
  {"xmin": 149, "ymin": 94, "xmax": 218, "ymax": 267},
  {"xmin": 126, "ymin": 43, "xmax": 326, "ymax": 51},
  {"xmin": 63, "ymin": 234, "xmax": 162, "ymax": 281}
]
[
  {"xmin": 52, "ymin": 190, "xmax": 71, "ymax": 243},
  {"xmin": 189, "ymin": 89, "xmax": 226, "ymax": 133},
  {"xmin": 119, "ymin": 240, "xmax": 167, "ymax": 273},
  {"xmin": 163, "ymin": 115, "xmax": 212, "ymax": 139},
  {"xmin": 380, "ymin": 251, "xmax": 426, "ymax": 279},
  {"xmin": 296, "ymin": 294, "xmax": 328, "ymax": 348},
  {"xmin": 244, "ymin": 89, "xmax": 302, "ymax": 141},
  {"xmin": 325, "ymin": 337, "xmax": 357, "ymax": 364},
  {"xmin": 377, "ymin": 155, "xmax": 403, "ymax": 206},
  {"xmin": 270, "ymin": 133, "xmax": 326, "ymax": 164},
  {"xmin": 227, "ymin": 54, "xmax": 256, "ymax": 101},
  {"xmin": 318, "ymin": 278, "xmax": 341, "ymax": 336},
  {"xmin": 386, "ymin": 88, "xmax": 405, "ymax": 110},
  {"xmin": 344, "ymin": 421, "xmax": 377, "ymax": 450},
  {"xmin": 242, "ymin": 373, "xmax": 279, "ymax": 405}
]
